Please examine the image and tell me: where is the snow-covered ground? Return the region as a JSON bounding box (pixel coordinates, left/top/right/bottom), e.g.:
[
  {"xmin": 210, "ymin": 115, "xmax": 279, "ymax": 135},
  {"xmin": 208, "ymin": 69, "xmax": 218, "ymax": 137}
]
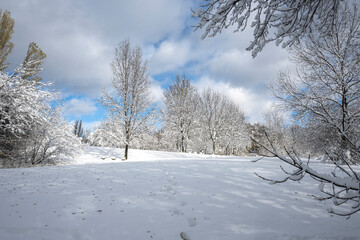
[{"xmin": 1, "ymin": 146, "xmax": 359, "ymax": 240}]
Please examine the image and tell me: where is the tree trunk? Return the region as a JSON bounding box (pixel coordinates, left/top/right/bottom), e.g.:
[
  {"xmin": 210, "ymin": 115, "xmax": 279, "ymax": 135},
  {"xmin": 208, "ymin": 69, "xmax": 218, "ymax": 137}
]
[
  {"xmin": 181, "ymin": 135, "xmax": 186, "ymax": 153},
  {"xmin": 124, "ymin": 144, "xmax": 129, "ymax": 160}
]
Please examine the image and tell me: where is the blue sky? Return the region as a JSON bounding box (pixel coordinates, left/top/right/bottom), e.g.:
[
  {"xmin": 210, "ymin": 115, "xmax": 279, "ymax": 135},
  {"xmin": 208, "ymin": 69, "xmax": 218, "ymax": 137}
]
[{"xmin": 1, "ymin": 0, "xmax": 292, "ymax": 130}]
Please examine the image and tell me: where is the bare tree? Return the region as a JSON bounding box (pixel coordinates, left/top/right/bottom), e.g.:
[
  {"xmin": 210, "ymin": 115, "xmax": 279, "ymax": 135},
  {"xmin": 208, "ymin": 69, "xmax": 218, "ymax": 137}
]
[
  {"xmin": 272, "ymin": 3, "xmax": 360, "ymax": 163},
  {"xmin": 219, "ymin": 100, "xmax": 248, "ymax": 155},
  {"xmin": 252, "ymin": 3, "xmax": 360, "ymax": 217},
  {"xmin": 163, "ymin": 74, "xmax": 199, "ymax": 152},
  {"xmin": 199, "ymin": 89, "xmax": 227, "ymax": 154},
  {"xmin": 192, "ymin": 0, "xmax": 342, "ymax": 57},
  {"xmin": 198, "ymin": 88, "xmax": 247, "ymax": 154},
  {"xmin": 100, "ymin": 40, "xmax": 156, "ymax": 160},
  {"xmin": 262, "ymin": 106, "xmax": 290, "ymax": 155}
]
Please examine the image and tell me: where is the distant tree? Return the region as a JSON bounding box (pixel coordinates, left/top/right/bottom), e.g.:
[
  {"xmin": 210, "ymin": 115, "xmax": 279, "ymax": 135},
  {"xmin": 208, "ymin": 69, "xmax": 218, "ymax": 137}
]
[
  {"xmin": 74, "ymin": 120, "xmax": 83, "ymax": 138},
  {"xmin": 163, "ymin": 74, "xmax": 199, "ymax": 152},
  {"xmin": 198, "ymin": 88, "xmax": 247, "ymax": 154},
  {"xmin": 0, "ymin": 9, "xmax": 14, "ymax": 71},
  {"xmin": 262, "ymin": 106, "xmax": 290, "ymax": 155},
  {"xmin": 247, "ymin": 123, "xmax": 266, "ymax": 154},
  {"xmin": 21, "ymin": 42, "xmax": 47, "ymax": 83},
  {"xmin": 220, "ymin": 101, "xmax": 248, "ymax": 155},
  {"xmin": 89, "ymin": 118, "xmax": 124, "ymax": 148},
  {"xmin": 199, "ymin": 89, "xmax": 226, "ymax": 154},
  {"xmin": 100, "ymin": 40, "xmax": 156, "ymax": 160},
  {"xmin": 193, "ymin": 0, "xmax": 342, "ymax": 57}
]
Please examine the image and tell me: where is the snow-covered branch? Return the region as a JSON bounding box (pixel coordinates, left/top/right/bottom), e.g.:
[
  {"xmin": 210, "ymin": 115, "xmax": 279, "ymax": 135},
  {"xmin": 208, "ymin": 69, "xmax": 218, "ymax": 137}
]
[
  {"xmin": 252, "ymin": 132, "xmax": 360, "ymax": 218},
  {"xmin": 193, "ymin": 0, "xmax": 341, "ymax": 57}
]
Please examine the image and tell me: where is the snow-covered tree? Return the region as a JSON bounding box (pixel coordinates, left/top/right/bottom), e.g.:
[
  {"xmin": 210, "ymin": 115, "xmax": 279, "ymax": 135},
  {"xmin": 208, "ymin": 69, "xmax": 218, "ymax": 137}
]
[
  {"xmin": 0, "ymin": 9, "xmax": 80, "ymax": 168},
  {"xmin": 163, "ymin": 74, "xmax": 199, "ymax": 152},
  {"xmin": 100, "ymin": 40, "xmax": 156, "ymax": 160},
  {"xmin": 0, "ymin": 68, "xmax": 48, "ymax": 162},
  {"xmin": 193, "ymin": 0, "xmax": 342, "ymax": 57},
  {"xmin": 0, "ymin": 66, "xmax": 80, "ymax": 167},
  {"xmin": 198, "ymin": 88, "xmax": 247, "ymax": 154},
  {"xmin": 261, "ymin": 106, "xmax": 291, "ymax": 155},
  {"xmin": 272, "ymin": 3, "xmax": 360, "ymax": 164},
  {"xmin": 199, "ymin": 89, "xmax": 226, "ymax": 154},
  {"xmin": 218, "ymin": 100, "xmax": 248, "ymax": 155},
  {"xmin": 252, "ymin": 3, "xmax": 360, "ymax": 217}
]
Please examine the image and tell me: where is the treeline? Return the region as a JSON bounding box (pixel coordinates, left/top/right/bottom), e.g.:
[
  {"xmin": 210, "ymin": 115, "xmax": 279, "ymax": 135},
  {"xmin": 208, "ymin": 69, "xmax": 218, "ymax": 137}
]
[
  {"xmin": 87, "ymin": 3, "xmax": 360, "ymax": 164},
  {"xmin": 88, "ymin": 75, "xmax": 251, "ymax": 155}
]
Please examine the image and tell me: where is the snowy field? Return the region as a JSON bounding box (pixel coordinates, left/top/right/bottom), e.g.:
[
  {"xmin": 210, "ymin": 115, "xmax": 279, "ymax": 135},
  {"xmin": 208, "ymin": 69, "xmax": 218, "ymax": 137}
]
[{"xmin": 1, "ymin": 146, "xmax": 360, "ymax": 240}]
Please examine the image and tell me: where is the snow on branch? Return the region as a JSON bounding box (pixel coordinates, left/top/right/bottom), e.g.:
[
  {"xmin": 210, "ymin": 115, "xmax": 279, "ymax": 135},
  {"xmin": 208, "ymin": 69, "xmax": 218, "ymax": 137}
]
[
  {"xmin": 192, "ymin": 0, "xmax": 341, "ymax": 57},
  {"xmin": 252, "ymin": 131, "xmax": 360, "ymax": 218}
]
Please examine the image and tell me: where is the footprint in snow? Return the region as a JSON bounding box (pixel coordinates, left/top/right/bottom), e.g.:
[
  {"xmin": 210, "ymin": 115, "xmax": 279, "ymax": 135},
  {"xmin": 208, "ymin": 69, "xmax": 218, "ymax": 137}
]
[
  {"xmin": 180, "ymin": 232, "xmax": 191, "ymax": 240},
  {"xmin": 187, "ymin": 217, "xmax": 197, "ymax": 227},
  {"xmin": 170, "ymin": 208, "xmax": 183, "ymax": 216}
]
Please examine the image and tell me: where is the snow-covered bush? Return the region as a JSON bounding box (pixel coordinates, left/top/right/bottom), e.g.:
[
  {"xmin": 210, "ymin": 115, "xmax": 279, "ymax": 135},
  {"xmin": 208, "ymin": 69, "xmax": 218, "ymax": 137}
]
[
  {"xmin": 0, "ymin": 67, "xmax": 81, "ymax": 167},
  {"xmin": 21, "ymin": 107, "xmax": 81, "ymax": 166},
  {"xmin": 88, "ymin": 118, "xmax": 124, "ymax": 148}
]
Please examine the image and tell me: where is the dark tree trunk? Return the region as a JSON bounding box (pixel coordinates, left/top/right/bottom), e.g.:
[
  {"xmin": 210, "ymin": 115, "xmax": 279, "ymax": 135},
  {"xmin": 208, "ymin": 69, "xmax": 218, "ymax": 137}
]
[
  {"xmin": 124, "ymin": 144, "xmax": 129, "ymax": 160},
  {"xmin": 181, "ymin": 135, "xmax": 186, "ymax": 153}
]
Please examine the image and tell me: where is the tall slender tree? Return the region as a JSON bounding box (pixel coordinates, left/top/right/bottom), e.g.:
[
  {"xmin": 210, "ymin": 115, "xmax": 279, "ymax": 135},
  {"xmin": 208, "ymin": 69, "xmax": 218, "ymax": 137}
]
[{"xmin": 100, "ymin": 40, "xmax": 156, "ymax": 160}]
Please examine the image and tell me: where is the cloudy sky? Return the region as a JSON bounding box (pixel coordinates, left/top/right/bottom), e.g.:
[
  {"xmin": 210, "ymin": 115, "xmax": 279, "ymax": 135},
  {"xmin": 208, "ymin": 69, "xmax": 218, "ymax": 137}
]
[{"xmin": 2, "ymin": 0, "xmax": 292, "ymax": 129}]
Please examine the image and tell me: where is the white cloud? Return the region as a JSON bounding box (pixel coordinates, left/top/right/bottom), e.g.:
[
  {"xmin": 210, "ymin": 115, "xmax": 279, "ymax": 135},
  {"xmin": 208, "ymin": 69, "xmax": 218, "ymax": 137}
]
[
  {"xmin": 201, "ymin": 44, "xmax": 291, "ymax": 89},
  {"xmin": 0, "ymin": 0, "xmax": 293, "ymax": 124},
  {"xmin": 63, "ymin": 98, "xmax": 98, "ymax": 118},
  {"xmin": 149, "ymin": 40, "xmax": 193, "ymax": 74},
  {"xmin": 2, "ymin": 0, "xmax": 193, "ymax": 97}
]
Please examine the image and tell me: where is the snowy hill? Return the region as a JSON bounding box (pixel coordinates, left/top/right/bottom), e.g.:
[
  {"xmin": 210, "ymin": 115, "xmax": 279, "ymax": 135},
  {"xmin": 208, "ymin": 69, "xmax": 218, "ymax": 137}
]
[{"xmin": 0, "ymin": 146, "xmax": 359, "ymax": 240}]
